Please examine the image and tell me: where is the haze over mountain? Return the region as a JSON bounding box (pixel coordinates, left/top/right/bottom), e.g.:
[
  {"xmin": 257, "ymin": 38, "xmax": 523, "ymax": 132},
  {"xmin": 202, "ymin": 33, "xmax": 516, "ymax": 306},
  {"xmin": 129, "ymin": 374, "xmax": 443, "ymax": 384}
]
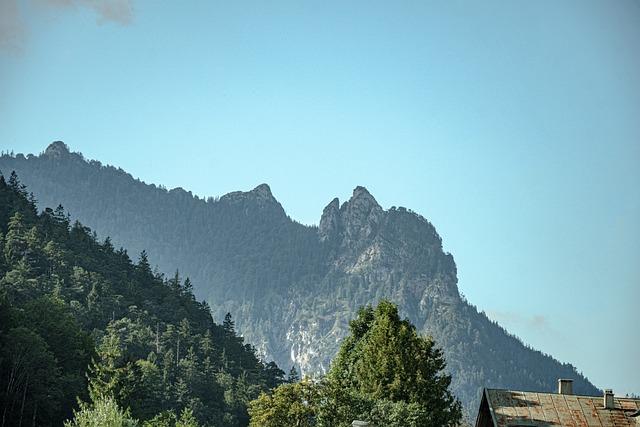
[{"xmin": 0, "ymin": 142, "xmax": 601, "ymax": 418}]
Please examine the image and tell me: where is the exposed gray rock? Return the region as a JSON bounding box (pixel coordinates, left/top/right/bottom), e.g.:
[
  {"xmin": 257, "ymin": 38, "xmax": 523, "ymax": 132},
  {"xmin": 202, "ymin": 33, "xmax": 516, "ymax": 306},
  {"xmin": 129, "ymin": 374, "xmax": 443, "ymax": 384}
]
[
  {"xmin": 43, "ymin": 141, "xmax": 70, "ymax": 157},
  {"xmin": 318, "ymin": 197, "xmax": 340, "ymax": 243}
]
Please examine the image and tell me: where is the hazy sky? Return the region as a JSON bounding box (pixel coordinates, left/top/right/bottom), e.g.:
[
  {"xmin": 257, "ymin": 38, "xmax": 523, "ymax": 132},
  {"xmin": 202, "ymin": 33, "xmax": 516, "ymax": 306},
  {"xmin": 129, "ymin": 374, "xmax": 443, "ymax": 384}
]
[{"xmin": 2, "ymin": 0, "xmax": 639, "ymax": 396}]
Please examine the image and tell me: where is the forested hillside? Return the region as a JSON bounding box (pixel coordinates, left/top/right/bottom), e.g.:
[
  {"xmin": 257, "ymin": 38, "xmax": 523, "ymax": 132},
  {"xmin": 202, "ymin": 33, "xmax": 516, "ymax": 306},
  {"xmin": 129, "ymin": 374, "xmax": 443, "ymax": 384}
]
[
  {"xmin": 0, "ymin": 171, "xmax": 286, "ymax": 426},
  {"xmin": 0, "ymin": 142, "xmax": 600, "ymax": 419}
]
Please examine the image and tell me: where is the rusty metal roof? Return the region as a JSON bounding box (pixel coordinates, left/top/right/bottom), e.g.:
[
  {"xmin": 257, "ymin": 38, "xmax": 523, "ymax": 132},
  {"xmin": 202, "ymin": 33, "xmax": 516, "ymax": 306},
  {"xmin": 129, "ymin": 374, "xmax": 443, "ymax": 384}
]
[{"xmin": 483, "ymin": 388, "xmax": 640, "ymax": 427}]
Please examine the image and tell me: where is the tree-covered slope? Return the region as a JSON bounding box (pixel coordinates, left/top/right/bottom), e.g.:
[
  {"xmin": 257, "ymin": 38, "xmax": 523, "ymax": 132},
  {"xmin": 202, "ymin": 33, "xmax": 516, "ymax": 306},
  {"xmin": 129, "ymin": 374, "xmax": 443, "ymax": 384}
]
[
  {"xmin": 0, "ymin": 142, "xmax": 600, "ymax": 420},
  {"xmin": 0, "ymin": 171, "xmax": 285, "ymax": 426}
]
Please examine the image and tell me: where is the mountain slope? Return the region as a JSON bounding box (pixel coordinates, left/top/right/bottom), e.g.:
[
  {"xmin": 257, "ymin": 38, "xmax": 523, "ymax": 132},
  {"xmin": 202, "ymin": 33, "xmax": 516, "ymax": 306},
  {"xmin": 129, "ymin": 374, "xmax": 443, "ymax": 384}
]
[
  {"xmin": 0, "ymin": 142, "xmax": 600, "ymax": 418},
  {"xmin": 0, "ymin": 168, "xmax": 286, "ymax": 426}
]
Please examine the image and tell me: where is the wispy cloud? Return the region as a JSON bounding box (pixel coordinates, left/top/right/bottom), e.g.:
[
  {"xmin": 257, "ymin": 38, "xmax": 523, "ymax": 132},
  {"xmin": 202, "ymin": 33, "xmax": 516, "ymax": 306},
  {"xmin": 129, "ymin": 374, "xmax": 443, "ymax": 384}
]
[
  {"xmin": 486, "ymin": 310, "xmax": 553, "ymax": 334},
  {"xmin": 89, "ymin": 0, "xmax": 134, "ymax": 26},
  {"xmin": 37, "ymin": 0, "xmax": 135, "ymax": 26},
  {"xmin": 0, "ymin": 0, "xmax": 134, "ymax": 53},
  {"xmin": 0, "ymin": 0, "xmax": 28, "ymax": 53}
]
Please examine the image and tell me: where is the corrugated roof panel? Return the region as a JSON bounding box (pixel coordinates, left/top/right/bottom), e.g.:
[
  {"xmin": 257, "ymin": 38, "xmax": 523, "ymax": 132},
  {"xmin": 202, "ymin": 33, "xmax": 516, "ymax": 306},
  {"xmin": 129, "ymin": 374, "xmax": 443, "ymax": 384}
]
[
  {"xmin": 564, "ymin": 395, "xmax": 589, "ymax": 427},
  {"xmin": 492, "ymin": 390, "xmax": 517, "ymax": 426},
  {"xmin": 609, "ymin": 410, "xmax": 630, "ymax": 425},
  {"xmin": 577, "ymin": 397, "xmax": 602, "ymax": 427},
  {"xmin": 618, "ymin": 398, "xmax": 640, "ymax": 411},
  {"xmin": 513, "ymin": 391, "xmax": 532, "ymax": 420},
  {"xmin": 552, "ymin": 394, "xmax": 577, "ymax": 426},
  {"xmin": 527, "ymin": 392, "xmax": 548, "ymax": 424},
  {"xmin": 595, "ymin": 408, "xmax": 614, "ymax": 426},
  {"xmin": 538, "ymin": 393, "xmax": 562, "ymax": 426}
]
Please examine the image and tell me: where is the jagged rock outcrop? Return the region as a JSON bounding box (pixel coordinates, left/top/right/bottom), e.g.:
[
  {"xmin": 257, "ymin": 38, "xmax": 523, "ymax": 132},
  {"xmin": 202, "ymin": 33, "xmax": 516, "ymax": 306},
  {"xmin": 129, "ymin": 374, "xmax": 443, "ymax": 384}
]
[
  {"xmin": 318, "ymin": 187, "xmax": 385, "ymax": 246},
  {"xmin": 43, "ymin": 141, "xmax": 70, "ymax": 157},
  {"xmin": 318, "ymin": 198, "xmax": 340, "ymax": 243},
  {"xmin": 221, "ymin": 183, "xmax": 277, "ymax": 207},
  {"xmin": 217, "ymin": 183, "xmax": 288, "ymax": 221},
  {"xmin": 284, "ymin": 189, "xmax": 460, "ymax": 376},
  {"xmin": 339, "ymin": 186, "xmax": 384, "ymax": 243}
]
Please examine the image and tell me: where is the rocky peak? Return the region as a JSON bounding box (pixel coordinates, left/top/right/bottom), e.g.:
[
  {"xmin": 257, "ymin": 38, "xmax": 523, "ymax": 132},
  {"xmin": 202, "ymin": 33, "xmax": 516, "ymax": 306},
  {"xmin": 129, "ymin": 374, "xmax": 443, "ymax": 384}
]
[
  {"xmin": 219, "ymin": 183, "xmax": 284, "ymax": 213},
  {"xmin": 344, "ymin": 186, "xmax": 381, "ymax": 214},
  {"xmin": 350, "ymin": 185, "xmax": 375, "ymax": 201},
  {"xmin": 43, "ymin": 141, "xmax": 70, "ymax": 158},
  {"xmin": 340, "ymin": 186, "xmax": 383, "ymax": 241},
  {"xmin": 317, "ymin": 187, "xmax": 384, "ymax": 244},
  {"xmin": 250, "ymin": 183, "xmax": 275, "ymax": 204},
  {"xmin": 318, "ymin": 198, "xmax": 340, "ymax": 242}
]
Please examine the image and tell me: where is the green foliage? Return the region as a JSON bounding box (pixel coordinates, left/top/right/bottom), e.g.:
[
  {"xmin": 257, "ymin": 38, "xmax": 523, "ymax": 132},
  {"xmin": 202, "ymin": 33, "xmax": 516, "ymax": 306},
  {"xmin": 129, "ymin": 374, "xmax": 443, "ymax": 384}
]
[
  {"xmin": 0, "ymin": 325, "xmax": 61, "ymax": 426},
  {"xmin": 368, "ymin": 400, "xmax": 438, "ymax": 427},
  {"xmin": 248, "ymin": 378, "xmax": 320, "ymax": 427},
  {"xmin": 249, "ymin": 300, "xmax": 463, "ymax": 427},
  {"xmin": 328, "ymin": 300, "xmax": 462, "ymax": 426},
  {"xmin": 87, "ymin": 325, "xmax": 143, "ymax": 412},
  {"xmin": 0, "ymin": 172, "xmax": 283, "ymax": 426},
  {"xmin": 22, "ymin": 297, "xmax": 96, "ymax": 416},
  {"xmin": 0, "ymin": 293, "xmax": 94, "ymax": 425},
  {"xmin": 64, "ymin": 396, "xmax": 139, "ymax": 427},
  {"xmin": 287, "ymin": 366, "xmax": 300, "ymax": 383},
  {"xmin": 142, "ymin": 408, "xmax": 200, "ymax": 427}
]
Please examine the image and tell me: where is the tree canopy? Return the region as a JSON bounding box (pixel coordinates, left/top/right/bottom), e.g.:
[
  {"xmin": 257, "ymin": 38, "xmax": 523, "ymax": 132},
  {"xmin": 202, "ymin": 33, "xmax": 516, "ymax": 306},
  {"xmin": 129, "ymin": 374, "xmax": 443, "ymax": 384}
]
[
  {"xmin": 249, "ymin": 300, "xmax": 463, "ymax": 427},
  {"xmin": 0, "ymin": 171, "xmax": 285, "ymax": 426}
]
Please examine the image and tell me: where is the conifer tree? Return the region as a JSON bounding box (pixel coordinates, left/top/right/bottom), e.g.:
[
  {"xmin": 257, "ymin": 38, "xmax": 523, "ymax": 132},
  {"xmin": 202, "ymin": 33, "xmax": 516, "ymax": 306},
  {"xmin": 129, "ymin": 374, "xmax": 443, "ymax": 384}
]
[
  {"xmin": 64, "ymin": 396, "xmax": 138, "ymax": 427},
  {"xmin": 287, "ymin": 366, "xmax": 300, "ymax": 383},
  {"xmin": 327, "ymin": 299, "xmax": 462, "ymax": 426},
  {"xmin": 249, "ymin": 300, "xmax": 463, "ymax": 427}
]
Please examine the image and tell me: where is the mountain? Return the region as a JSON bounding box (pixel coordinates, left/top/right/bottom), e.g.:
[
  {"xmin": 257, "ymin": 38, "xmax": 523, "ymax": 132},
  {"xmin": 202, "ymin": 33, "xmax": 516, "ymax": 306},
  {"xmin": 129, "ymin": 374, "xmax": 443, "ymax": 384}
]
[
  {"xmin": 0, "ymin": 167, "xmax": 287, "ymax": 426},
  {"xmin": 0, "ymin": 142, "xmax": 600, "ymax": 419}
]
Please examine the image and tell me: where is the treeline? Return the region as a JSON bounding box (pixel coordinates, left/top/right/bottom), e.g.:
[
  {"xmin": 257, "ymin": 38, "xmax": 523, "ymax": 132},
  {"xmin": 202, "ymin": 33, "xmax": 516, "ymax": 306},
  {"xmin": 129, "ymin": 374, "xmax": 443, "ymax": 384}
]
[
  {"xmin": 0, "ymin": 171, "xmax": 287, "ymax": 426},
  {"xmin": 0, "ymin": 144, "xmax": 327, "ymax": 320}
]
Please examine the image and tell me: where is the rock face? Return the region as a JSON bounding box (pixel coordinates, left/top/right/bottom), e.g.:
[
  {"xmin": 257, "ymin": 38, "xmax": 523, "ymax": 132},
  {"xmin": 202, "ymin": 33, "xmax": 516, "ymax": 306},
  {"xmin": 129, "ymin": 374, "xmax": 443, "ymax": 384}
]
[
  {"xmin": 0, "ymin": 143, "xmax": 601, "ymax": 419},
  {"xmin": 43, "ymin": 141, "xmax": 70, "ymax": 157},
  {"xmin": 283, "ymin": 189, "xmax": 460, "ymax": 377},
  {"xmin": 319, "ymin": 187, "xmax": 384, "ymax": 245},
  {"xmin": 318, "ymin": 198, "xmax": 340, "ymax": 243},
  {"xmin": 340, "ymin": 186, "xmax": 384, "ymax": 243},
  {"xmin": 220, "ymin": 183, "xmax": 279, "ymax": 208}
]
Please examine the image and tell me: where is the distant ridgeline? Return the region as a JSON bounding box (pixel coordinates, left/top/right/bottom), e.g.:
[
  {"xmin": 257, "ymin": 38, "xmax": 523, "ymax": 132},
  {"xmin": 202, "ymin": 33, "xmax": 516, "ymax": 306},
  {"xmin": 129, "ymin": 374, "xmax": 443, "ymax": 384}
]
[{"xmin": 0, "ymin": 142, "xmax": 600, "ymax": 419}]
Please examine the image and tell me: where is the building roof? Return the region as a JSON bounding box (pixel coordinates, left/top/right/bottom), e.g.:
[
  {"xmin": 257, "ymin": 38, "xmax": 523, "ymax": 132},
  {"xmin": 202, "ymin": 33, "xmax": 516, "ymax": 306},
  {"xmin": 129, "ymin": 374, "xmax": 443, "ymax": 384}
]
[{"xmin": 476, "ymin": 388, "xmax": 640, "ymax": 427}]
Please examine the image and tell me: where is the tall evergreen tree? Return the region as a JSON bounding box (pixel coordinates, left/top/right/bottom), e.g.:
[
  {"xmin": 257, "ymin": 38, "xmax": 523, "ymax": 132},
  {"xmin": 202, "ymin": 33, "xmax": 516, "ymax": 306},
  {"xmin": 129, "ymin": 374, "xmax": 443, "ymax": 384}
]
[
  {"xmin": 249, "ymin": 300, "xmax": 463, "ymax": 427},
  {"xmin": 327, "ymin": 300, "xmax": 462, "ymax": 426}
]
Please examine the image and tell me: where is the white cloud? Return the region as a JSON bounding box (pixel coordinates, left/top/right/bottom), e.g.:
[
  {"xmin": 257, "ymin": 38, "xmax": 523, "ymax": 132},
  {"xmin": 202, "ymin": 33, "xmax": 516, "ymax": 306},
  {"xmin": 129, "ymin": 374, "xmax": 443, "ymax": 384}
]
[
  {"xmin": 0, "ymin": 0, "xmax": 134, "ymax": 53},
  {"xmin": 487, "ymin": 310, "xmax": 552, "ymax": 333}
]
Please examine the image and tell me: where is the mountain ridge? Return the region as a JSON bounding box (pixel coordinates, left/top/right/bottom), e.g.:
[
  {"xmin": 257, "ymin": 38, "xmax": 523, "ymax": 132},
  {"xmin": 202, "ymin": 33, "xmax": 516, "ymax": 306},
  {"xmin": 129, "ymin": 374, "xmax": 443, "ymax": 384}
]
[{"xmin": 0, "ymin": 142, "xmax": 600, "ymax": 419}]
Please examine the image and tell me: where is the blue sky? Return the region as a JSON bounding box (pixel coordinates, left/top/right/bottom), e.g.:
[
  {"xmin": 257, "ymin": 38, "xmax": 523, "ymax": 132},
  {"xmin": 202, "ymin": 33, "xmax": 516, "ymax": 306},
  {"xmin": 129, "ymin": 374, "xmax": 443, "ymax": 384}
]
[{"xmin": 2, "ymin": 0, "xmax": 639, "ymax": 396}]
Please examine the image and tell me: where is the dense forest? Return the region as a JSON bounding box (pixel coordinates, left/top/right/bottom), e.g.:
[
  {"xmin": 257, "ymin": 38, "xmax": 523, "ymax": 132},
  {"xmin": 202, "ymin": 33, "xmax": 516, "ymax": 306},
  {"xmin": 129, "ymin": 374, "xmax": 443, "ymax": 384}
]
[
  {"xmin": 0, "ymin": 171, "xmax": 288, "ymax": 426},
  {"xmin": 0, "ymin": 143, "xmax": 601, "ymax": 420}
]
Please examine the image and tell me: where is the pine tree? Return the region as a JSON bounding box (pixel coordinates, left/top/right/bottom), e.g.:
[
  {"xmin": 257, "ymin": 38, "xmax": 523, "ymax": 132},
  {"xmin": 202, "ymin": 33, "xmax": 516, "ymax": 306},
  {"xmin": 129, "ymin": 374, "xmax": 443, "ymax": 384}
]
[
  {"xmin": 248, "ymin": 300, "xmax": 463, "ymax": 427},
  {"xmin": 327, "ymin": 299, "xmax": 462, "ymax": 426},
  {"xmin": 287, "ymin": 366, "xmax": 300, "ymax": 383},
  {"xmin": 87, "ymin": 325, "xmax": 141, "ymax": 412},
  {"xmin": 64, "ymin": 396, "xmax": 139, "ymax": 427}
]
